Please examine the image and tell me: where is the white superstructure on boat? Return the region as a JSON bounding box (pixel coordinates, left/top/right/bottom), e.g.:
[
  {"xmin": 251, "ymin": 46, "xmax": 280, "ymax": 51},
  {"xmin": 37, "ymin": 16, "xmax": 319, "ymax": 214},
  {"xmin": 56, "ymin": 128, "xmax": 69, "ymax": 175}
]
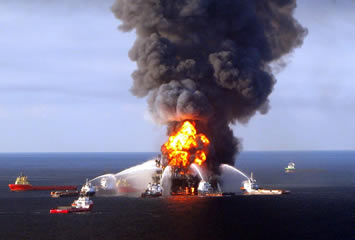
[
  {"xmin": 141, "ymin": 183, "xmax": 163, "ymax": 197},
  {"xmin": 197, "ymin": 180, "xmax": 222, "ymax": 196},
  {"xmin": 72, "ymin": 195, "xmax": 93, "ymax": 209},
  {"xmin": 81, "ymin": 179, "xmax": 96, "ymax": 196},
  {"xmin": 241, "ymin": 172, "xmax": 289, "ymax": 195},
  {"xmin": 285, "ymin": 162, "xmax": 296, "ymax": 172}
]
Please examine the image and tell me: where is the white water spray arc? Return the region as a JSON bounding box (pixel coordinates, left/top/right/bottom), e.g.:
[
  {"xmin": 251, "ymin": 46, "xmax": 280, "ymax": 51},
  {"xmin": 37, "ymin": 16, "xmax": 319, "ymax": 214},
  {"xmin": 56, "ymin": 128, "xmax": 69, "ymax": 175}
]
[
  {"xmin": 220, "ymin": 164, "xmax": 250, "ymax": 180},
  {"xmin": 190, "ymin": 163, "xmax": 205, "ymax": 181}
]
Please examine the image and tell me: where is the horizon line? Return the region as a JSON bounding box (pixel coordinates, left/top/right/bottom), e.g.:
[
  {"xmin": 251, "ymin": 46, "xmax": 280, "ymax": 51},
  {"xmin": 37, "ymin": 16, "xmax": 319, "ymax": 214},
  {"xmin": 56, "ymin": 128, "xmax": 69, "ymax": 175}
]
[{"xmin": 0, "ymin": 150, "xmax": 354, "ymax": 154}]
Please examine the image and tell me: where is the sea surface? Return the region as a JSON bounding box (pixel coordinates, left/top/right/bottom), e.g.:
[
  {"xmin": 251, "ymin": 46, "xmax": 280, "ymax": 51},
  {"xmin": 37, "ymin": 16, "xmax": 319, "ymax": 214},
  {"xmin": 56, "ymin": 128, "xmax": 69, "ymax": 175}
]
[{"xmin": 0, "ymin": 151, "xmax": 354, "ymax": 240}]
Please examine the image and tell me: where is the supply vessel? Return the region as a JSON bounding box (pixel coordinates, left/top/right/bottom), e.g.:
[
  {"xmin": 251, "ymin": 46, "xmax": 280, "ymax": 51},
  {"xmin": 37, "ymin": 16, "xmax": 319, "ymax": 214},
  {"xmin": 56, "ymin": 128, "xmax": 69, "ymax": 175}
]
[
  {"xmin": 50, "ymin": 195, "xmax": 93, "ymax": 214},
  {"xmin": 241, "ymin": 173, "xmax": 290, "ymax": 195},
  {"xmin": 8, "ymin": 173, "xmax": 77, "ymax": 192}
]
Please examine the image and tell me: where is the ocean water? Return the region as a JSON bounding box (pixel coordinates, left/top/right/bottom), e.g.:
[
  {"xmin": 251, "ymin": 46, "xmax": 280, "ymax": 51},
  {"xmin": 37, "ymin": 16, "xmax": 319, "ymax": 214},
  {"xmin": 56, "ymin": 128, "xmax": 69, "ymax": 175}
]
[{"xmin": 0, "ymin": 151, "xmax": 354, "ymax": 240}]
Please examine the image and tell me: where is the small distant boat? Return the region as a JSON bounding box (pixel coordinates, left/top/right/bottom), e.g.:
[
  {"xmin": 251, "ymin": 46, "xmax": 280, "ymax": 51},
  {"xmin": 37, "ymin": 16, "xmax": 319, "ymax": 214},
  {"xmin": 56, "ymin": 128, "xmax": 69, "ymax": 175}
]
[
  {"xmin": 50, "ymin": 195, "xmax": 93, "ymax": 214},
  {"xmin": 51, "ymin": 190, "xmax": 79, "ymax": 198},
  {"xmin": 285, "ymin": 162, "xmax": 296, "ymax": 173},
  {"xmin": 8, "ymin": 173, "xmax": 77, "ymax": 192},
  {"xmin": 241, "ymin": 173, "xmax": 290, "ymax": 195},
  {"xmin": 141, "ymin": 183, "xmax": 163, "ymax": 198}
]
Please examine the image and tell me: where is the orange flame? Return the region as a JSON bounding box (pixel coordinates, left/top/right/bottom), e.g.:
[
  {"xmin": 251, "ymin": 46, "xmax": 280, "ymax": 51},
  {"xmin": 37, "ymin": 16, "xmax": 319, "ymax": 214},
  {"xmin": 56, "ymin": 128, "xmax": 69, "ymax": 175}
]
[{"xmin": 161, "ymin": 121, "xmax": 210, "ymax": 167}]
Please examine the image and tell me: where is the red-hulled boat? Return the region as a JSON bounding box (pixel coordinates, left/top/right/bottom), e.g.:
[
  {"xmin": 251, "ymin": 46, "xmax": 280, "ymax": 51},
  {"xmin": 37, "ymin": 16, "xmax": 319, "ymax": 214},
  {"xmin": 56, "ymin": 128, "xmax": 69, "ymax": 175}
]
[
  {"xmin": 50, "ymin": 195, "xmax": 93, "ymax": 214},
  {"xmin": 8, "ymin": 173, "xmax": 77, "ymax": 192}
]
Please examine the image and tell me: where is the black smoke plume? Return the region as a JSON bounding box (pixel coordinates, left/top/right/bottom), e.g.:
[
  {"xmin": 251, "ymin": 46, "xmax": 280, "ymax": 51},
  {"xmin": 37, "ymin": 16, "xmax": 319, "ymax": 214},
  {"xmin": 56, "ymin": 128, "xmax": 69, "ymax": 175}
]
[{"xmin": 112, "ymin": 0, "xmax": 307, "ymax": 172}]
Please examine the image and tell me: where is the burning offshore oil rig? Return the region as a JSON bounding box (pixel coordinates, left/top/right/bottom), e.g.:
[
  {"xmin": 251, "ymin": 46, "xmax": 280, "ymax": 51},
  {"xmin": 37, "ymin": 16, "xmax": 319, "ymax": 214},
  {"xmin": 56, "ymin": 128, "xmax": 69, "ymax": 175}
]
[
  {"xmin": 90, "ymin": 119, "xmax": 291, "ymax": 197},
  {"xmin": 153, "ymin": 120, "xmax": 222, "ymax": 196},
  {"xmin": 109, "ymin": 0, "xmax": 307, "ymax": 197}
]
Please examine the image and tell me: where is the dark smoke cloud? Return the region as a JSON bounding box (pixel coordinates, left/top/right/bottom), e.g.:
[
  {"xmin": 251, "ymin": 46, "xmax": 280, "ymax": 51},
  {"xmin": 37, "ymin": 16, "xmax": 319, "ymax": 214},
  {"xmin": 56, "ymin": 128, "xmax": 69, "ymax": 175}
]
[{"xmin": 112, "ymin": 0, "xmax": 307, "ymax": 172}]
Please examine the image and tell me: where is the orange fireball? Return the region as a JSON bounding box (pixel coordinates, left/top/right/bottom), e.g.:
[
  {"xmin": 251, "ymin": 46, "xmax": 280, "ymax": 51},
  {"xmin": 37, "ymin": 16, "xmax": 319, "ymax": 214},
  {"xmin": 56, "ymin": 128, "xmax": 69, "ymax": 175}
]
[{"xmin": 161, "ymin": 121, "xmax": 210, "ymax": 167}]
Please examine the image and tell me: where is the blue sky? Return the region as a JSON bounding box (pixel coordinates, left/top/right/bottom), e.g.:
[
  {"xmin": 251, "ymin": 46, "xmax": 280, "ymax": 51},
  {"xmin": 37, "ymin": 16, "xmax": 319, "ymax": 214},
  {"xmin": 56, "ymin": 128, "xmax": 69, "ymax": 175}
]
[{"xmin": 1, "ymin": 0, "xmax": 355, "ymax": 152}]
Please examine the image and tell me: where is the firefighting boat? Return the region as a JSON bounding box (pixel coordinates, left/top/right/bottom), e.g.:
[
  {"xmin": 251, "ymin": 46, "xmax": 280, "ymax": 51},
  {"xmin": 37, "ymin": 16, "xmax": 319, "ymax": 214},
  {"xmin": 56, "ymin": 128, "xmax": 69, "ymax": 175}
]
[
  {"xmin": 9, "ymin": 173, "xmax": 77, "ymax": 192},
  {"xmin": 49, "ymin": 195, "xmax": 93, "ymax": 214},
  {"xmin": 241, "ymin": 173, "xmax": 289, "ymax": 195},
  {"xmin": 80, "ymin": 179, "xmax": 96, "ymax": 196},
  {"xmin": 197, "ymin": 181, "xmax": 223, "ymax": 197},
  {"xmin": 141, "ymin": 183, "xmax": 163, "ymax": 198},
  {"xmin": 50, "ymin": 179, "xmax": 95, "ymax": 198}
]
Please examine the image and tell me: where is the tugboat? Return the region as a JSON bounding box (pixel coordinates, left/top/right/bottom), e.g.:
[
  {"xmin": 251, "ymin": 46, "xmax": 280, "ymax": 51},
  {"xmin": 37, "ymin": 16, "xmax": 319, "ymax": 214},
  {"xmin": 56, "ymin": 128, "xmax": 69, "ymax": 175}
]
[
  {"xmin": 241, "ymin": 173, "xmax": 290, "ymax": 195},
  {"xmin": 9, "ymin": 173, "xmax": 77, "ymax": 192},
  {"xmin": 80, "ymin": 179, "xmax": 96, "ymax": 196},
  {"xmin": 285, "ymin": 162, "xmax": 296, "ymax": 173},
  {"xmin": 49, "ymin": 195, "xmax": 93, "ymax": 214},
  {"xmin": 141, "ymin": 183, "xmax": 163, "ymax": 198}
]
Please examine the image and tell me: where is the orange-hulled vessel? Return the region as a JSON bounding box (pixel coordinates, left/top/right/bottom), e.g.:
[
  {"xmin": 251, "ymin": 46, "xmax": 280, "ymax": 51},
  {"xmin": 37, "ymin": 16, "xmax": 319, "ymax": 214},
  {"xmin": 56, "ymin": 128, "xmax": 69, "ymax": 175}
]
[{"xmin": 8, "ymin": 173, "xmax": 77, "ymax": 192}]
